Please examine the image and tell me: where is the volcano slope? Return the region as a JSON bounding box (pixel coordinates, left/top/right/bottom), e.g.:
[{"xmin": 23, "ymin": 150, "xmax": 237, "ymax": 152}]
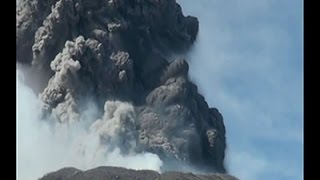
[
  {"xmin": 40, "ymin": 167, "xmax": 239, "ymax": 180},
  {"xmin": 17, "ymin": 0, "xmax": 229, "ymax": 176}
]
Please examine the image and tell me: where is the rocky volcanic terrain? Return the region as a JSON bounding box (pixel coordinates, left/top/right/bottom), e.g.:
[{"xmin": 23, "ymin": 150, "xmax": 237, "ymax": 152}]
[{"xmin": 40, "ymin": 167, "xmax": 238, "ymax": 180}]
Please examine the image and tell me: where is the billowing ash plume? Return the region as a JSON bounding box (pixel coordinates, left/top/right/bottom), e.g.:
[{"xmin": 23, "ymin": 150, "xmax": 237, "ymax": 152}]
[
  {"xmin": 17, "ymin": 0, "xmax": 227, "ymax": 178},
  {"xmin": 17, "ymin": 71, "xmax": 163, "ymax": 180}
]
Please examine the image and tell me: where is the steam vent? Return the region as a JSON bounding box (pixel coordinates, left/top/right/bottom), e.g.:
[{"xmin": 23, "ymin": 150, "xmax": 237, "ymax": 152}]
[{"xmin": 17, "ymin": 0, "xmax": 237, "ymax": 179}]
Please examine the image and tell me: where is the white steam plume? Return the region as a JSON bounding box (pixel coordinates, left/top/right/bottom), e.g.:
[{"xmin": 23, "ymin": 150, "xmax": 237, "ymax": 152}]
[{"xmin": 17, "ymin": 68, "xmax": 162, "ymax": 180}]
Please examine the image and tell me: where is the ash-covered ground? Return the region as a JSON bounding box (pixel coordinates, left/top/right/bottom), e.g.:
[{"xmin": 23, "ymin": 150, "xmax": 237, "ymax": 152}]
[{"xmin": 40, "ymin": 167, "xmax": 238, "ymax": 180}]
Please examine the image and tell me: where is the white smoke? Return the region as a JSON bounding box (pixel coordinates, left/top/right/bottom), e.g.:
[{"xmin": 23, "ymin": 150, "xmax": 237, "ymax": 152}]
[{"xmin": 17, "ymin": 68, "xmax": 162, "ymax": 180}]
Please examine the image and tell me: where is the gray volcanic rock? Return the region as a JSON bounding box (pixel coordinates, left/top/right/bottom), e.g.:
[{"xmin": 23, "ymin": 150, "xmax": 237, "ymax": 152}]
[
  {"xmin": 39, "ymin": 167, "xmax": 238, "ymax": 180},
  {"xmin": 17, "ymin": 0, "xmax": 227, "ymax": 175}
]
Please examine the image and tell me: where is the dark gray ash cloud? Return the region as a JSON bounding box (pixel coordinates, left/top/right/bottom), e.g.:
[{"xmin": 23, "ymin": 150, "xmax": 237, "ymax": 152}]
[{"xmin": 17, "ymin": 0, "xmax": 228, "ymax": 178}]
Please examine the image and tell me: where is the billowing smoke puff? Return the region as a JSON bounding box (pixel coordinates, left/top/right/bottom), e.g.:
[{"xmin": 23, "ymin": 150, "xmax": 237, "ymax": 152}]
[{"xmin": 17, "ymin": 68, "xmax": 162, "ymax": 180}]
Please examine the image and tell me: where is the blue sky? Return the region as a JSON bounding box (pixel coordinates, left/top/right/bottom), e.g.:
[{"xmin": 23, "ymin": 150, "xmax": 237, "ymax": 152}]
[{"xmin": 177, "ymin": 0, "xmax": 303, "ymax": 180}]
